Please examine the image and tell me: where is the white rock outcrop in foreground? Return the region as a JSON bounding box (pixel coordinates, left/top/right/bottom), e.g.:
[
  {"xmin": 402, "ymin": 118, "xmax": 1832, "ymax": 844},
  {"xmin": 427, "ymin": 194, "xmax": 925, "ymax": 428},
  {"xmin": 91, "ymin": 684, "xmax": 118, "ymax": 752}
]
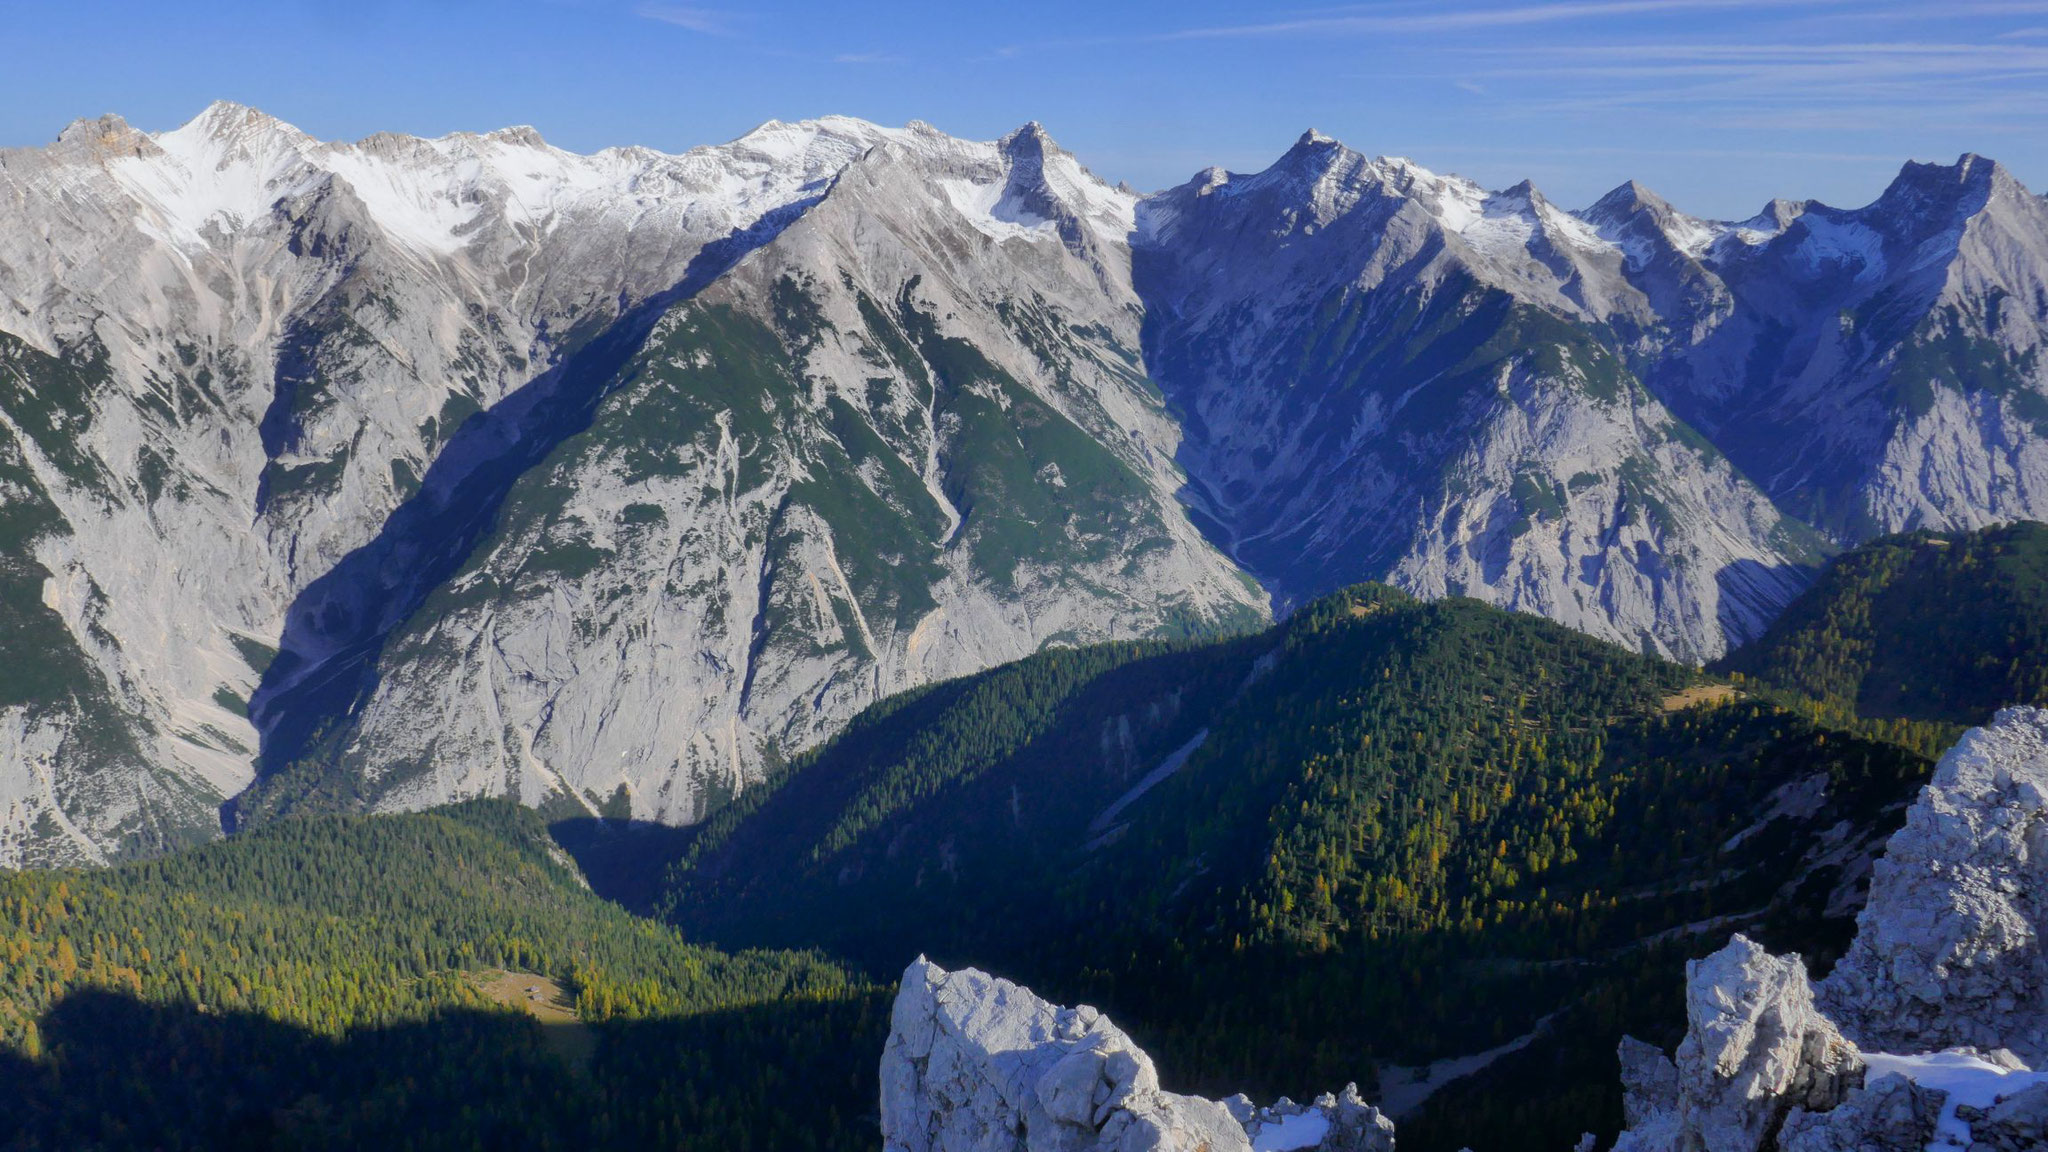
[
  {"xmin": 1615, "ymin": 707, "xmax": 2048, "ymax": 1152},
  {"xmin": 1614, "ymin": 937, "xmax": 1862, "ymax": 1152},
  {"xmin": 881, "ymin": 958, "xmax": 1394, "ymax": 1152},
  {"xmin": 1818, "ymin": 706, "xmax": 2048, "ymax": 1064}
]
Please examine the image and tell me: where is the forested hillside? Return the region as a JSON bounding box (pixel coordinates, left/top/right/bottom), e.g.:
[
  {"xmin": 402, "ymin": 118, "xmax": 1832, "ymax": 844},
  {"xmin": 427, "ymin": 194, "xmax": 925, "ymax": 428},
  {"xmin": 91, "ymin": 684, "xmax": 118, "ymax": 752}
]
[
  {"xmin": 0, "ymin": 801, "xmax": 885, "ymax": 1150},
  {"xmin": 2, "ymin": 525, "xmax": 2042, "ymax": 1151},
  {"xmin": 657, "ymin": 524, "xmax": 2048, "ymax": 1150},
  {"xmin": 656, "ymin": 585, "xmax": 1928, "ymax": 1150},
  {"xmin": 1717, "ymin": 521, "xmax": 2048, "ymax": 730}
]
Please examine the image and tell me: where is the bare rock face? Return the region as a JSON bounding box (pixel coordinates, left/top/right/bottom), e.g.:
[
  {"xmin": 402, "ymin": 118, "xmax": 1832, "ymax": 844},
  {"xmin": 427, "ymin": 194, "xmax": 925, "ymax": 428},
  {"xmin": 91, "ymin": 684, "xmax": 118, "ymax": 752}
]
[
  {"xmin": 5, "ymin": 102, "xmax": 2048, "ymax": 864},
  {"xmin": 1614, "ymin": 936, "xmax": 1863, "ymax": 1152},
  {"xmin": 880, "ymin": 958, "xmax": 1394, "ymax": 1152},
  {"xmin": 0, "ymin": 103, "xmax": 1268, "ymax": 860},
  {"xmin": 1818, "ymin": 705, "xmax": 2048, "ymax": 1064},
  {"xmin": 1775, "ymin": 1073, "xmax": 1945, "ymax": 1152},
  {"xmin": 1612, "ymin": 934, "xmax": 1977, "ymax": 1152},
  {"xmin": 1967, "ymin": 1080, "xmax": 2048, "ymax": 1151},
  {"xmin": 1615, "ymin": 710, "xmax": 2048, "ymax": 1152}
]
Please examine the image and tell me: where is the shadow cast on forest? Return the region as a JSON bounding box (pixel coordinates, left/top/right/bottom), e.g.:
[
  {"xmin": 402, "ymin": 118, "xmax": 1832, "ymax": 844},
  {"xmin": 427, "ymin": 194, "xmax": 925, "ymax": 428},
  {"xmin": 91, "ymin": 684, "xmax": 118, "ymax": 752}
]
[{"xmin": 0, "ymin": 985, "xmax": 886, "ymax": 1152}]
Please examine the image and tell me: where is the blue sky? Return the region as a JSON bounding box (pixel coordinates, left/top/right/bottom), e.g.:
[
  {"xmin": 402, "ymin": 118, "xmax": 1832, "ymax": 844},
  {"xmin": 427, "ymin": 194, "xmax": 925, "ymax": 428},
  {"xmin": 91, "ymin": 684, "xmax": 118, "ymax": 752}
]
[{"xmin": 2, "ymin": 0, "xmax": 2044, "ymax": 218}]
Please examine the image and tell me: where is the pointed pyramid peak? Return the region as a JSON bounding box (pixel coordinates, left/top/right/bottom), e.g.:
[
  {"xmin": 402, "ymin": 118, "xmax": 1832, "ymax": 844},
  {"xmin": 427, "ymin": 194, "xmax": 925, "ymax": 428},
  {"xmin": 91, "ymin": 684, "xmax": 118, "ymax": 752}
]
[
  {"xmin": 999, "ymin": 120, "xmax": 1058, "ymax": 158},
  {"xmin": 1601, "ymin": 178, "xmax": 1663, "ymax": 207},
  {"xmin": 188, "ymin": 100, "xmax": 287, "ymax": 133},
  {"xmin": 1586, "ymin": 178, "xmax": 1674, "ymax": 223},
  {"xmin": 168, "ymin": 101, "xmax": 312, "ymax": 157},
  {"xmin": 1269, "ymin": 128, "xmax": 1350, "ymax": 182}
]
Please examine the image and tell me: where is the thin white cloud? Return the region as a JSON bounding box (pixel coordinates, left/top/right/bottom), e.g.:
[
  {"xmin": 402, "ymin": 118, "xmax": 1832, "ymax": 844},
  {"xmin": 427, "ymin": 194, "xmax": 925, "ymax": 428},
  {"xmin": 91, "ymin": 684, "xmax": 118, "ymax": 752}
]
[
  {"xmin": 990, "ymin": 0, "xmax": 1854, "ymax": 58},
  {"xmin": 634, "ymin": 4, "xmax": 736, "ymax": 34},
  {"xmin": 833, "ymin": 51, "xmax": 906, "ymax": 65},
  {"xmin": 1456, "ymin": 39, "xmax": 2048, "ymax": 120},
  {"xmin": 1159, "ymin": 0, "xmax": 1846, "ymax": 41},
  {"xmin": 1488, "ymin": 40, "xmax": 2048, "ymax": 59}
]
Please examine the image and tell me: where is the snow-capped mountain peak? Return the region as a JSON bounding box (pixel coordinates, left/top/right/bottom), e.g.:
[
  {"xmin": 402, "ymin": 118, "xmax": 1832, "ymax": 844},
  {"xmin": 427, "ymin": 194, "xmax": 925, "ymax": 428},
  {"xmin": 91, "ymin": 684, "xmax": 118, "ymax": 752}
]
[{"xmin": 1582, "ymin": 178, "xmax": 1729, "ymax": 264}]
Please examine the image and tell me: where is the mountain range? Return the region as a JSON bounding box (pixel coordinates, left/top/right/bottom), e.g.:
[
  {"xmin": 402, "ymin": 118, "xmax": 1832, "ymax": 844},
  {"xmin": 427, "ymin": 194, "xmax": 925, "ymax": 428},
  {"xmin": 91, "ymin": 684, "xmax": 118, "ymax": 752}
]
[{"xmin": 2, "ymin": 102, "xmax": 2046, "ymax": 866}]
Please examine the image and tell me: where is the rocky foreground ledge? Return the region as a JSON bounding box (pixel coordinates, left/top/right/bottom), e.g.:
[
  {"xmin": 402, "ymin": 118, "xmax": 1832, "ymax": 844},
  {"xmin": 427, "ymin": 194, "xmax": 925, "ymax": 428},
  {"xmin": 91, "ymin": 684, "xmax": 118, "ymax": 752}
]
[
  {"xmin": 1615, "ymin": 706, "xmax": 2048, "ymax": 1152},
  {"xmin": 876, "ymin": 707, "xmax": 2048, "ymax": 1152},
  {"xmin": 879, "ymin": 957, "xmax": 1395, "ymax": 1152}
]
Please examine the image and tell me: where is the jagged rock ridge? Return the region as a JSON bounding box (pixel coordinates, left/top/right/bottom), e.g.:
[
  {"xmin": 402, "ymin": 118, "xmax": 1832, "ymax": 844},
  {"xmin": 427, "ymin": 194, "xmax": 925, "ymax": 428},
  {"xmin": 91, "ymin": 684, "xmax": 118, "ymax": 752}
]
[{"xmin": 880, "ymin": 957, "xmax": 1395, "ymax": 1151}]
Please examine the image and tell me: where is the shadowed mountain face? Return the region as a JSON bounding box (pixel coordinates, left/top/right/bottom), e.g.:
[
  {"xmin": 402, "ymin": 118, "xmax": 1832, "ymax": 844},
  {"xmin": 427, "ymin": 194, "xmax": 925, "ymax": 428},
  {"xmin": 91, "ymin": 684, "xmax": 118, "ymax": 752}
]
[{"xmin": 0, "ymin": 102, "xmax": 2045, "ymax": 861}]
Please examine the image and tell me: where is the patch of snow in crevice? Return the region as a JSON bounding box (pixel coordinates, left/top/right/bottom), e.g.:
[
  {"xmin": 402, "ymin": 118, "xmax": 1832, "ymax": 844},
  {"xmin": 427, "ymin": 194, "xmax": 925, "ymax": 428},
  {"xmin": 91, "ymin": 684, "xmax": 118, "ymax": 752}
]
[
  {"xmin": 938, "ymin": 177, "xmax": 1054, "ymax": 242},
  {"xmin": 1251, "ymin": 1110, "xmax": 1330, "ymax": 1151},
  {"xmin": 1862, "ymin": 1050, "xmax": 2046, "ymax": 1151},
  {"xmin": 1791, "ymin": 214, "xmax": 1888, "ymax": 283},
  {"xmin": 1536, "ymin": 199, "xmax": 1615, "ymax": 255},
  {"xmin": 1039, "ymin": 150, "xmax": 1137, "ymax": 244}
]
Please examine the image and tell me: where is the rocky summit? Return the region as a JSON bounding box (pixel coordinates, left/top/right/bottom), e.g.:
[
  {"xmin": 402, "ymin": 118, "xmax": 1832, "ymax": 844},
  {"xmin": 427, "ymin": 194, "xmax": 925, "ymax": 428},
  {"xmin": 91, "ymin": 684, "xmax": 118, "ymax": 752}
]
[
  {"xmin": 1818, "ymin": 706, "xmax": 2048, "ymax": 1063},
  {"xmin": 880, "ymin": 957, "xmax": 1395, "ymax": 1152},
  {"xmin": 3, "ymin": 104, "xmax": 2048, "ymax": 864},
  {"xmin": 1613, "ymin": 707, "xmax": 2048, "ymax": 1152}
]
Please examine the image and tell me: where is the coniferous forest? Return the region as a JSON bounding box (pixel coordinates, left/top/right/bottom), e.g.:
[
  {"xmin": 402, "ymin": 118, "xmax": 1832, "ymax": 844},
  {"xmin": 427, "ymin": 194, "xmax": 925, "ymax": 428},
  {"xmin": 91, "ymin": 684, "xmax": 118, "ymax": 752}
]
[
  {"xmin": 0, "ymin": 801, "xmax": 886, "ymax": 1150},
  {"xmin": 0, "ymin": 524, "xmax": 2043, "ymax": 1149}
]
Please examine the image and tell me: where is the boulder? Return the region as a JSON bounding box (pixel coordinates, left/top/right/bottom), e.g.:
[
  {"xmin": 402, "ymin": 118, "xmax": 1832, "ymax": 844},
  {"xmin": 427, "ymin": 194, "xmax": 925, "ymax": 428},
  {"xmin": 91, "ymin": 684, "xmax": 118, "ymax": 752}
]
[
  {"xmin": 879, "ymin": 957, "xmax": 1393, "ymax": 1152},
  {"xmin": 1614, "ymin": 936, "xmax": 1862, "ymax": 1152},
  {"xmin": 1818, "ymin": 706, "xmax": 2048, "ymax": 1063},
  {"xmin": 1777, "ymin": 1073, "xmax": 1944, "ymax": 1152},
  {"xmin": 1972, "ymin": 1080, "xmax": 2048, "ymax": 1152}
]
